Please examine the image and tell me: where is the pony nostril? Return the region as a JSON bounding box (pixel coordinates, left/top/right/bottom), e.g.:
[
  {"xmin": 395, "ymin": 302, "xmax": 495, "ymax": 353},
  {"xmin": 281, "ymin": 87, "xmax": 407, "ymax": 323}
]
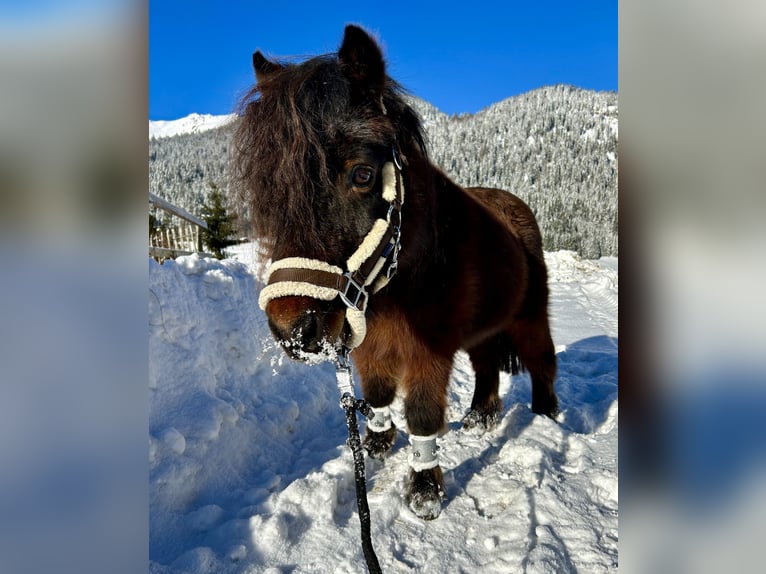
[
  {"xmin": 294, "ymin": 313, "xmax": 323, "ymax": 352},
  {"xmin": 267, "ymin": 317, "xmax": 290, "ymax": 343}
]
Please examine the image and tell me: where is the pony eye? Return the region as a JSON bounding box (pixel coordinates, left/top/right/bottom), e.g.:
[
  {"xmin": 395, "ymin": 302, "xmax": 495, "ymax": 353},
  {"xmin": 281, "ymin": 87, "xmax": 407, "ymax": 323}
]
[{"xmin": 350, "ymin": 165, "xmax": 375, "ymax": 189}]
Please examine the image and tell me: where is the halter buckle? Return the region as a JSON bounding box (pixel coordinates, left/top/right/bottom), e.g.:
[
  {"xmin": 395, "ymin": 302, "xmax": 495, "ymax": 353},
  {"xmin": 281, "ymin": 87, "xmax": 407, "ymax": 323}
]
[
  {"xmin": 386, "ymin": 254, "xmax": 399, "ymax": 279},
  {"xmin": 339, "ymin": 272, "xmax": 368, "ymax": 312}
]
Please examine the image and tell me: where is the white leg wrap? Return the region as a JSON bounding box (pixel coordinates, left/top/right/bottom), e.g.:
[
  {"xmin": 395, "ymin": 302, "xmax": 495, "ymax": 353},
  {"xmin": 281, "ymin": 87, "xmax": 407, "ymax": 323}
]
[
  {"xmin": 366, "ymin": 405, "xmax": 392, "ymax": 433},
  {"xmin": 408, "ymin": 434, "xmax": 439, "ymax": 471}
]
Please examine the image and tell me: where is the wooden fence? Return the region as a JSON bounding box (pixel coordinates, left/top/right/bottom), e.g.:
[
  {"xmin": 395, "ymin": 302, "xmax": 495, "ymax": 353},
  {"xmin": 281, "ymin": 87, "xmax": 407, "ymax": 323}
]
[{"xmin": 149, "ymin": 192, "xmax": 209, "ymax": 260}]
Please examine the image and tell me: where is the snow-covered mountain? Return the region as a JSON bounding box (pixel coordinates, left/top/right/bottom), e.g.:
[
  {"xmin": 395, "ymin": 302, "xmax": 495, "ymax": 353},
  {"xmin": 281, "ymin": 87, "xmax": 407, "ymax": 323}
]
[
  {"xmin": 149, "ymin": 112, "xmax": 237, "ymax": 139},
  {"xmin": 149, "ymin": 247, "xmax": 618, "ymax": 573}
]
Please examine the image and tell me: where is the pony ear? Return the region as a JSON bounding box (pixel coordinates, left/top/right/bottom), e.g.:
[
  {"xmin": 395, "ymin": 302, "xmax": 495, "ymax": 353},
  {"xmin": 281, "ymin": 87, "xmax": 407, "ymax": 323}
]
[
  {"xmin": 338, "ymin": 25, "xmax": 386, "ymax": 108},
  {"xmin": 252, "ymin": 51, "xmax": 282, "ymax": 82}
]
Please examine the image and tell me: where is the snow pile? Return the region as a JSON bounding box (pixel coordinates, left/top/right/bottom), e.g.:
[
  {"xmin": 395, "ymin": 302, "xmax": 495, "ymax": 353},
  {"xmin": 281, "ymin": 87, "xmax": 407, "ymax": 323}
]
[
  {"xmin": 149, "ymin": 113, "xmax": 237, "ymax": 139},
  {"xmin": 149, "ymin": 248, "xmax": 618, "ymax": 573}
]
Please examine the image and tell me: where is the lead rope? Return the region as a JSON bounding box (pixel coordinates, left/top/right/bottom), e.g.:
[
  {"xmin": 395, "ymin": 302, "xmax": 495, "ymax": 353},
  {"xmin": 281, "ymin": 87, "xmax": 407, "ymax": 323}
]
[{"xmin": 335, "ymin": 346, "xmax": 382, "ymax": 574}]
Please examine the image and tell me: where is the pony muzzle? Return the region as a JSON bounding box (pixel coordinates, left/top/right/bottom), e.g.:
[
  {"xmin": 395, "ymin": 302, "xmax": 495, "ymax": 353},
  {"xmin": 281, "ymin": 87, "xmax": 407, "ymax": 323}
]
[
  {"xmin": 259, "ymin": 258, "xmax": 369, "ymax": 352},
  {"xmin": 263, "ymin": 296, "xmax": 347, "ymax": 359}
]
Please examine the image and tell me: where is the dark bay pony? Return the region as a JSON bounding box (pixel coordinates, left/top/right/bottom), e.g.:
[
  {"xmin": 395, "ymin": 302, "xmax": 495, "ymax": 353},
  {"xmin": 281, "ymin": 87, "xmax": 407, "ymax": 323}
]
[{"xmin": 233, "ymin": 25, "xmax": 558, "ymax": 520}]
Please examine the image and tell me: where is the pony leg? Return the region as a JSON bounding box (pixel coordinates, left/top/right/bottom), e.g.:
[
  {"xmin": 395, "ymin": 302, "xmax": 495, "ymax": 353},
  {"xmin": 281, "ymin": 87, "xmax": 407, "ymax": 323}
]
[
  {"xmin": 356, "ymin": 356, "xmax": 399, "ymax": 460},
  {"xmin": 403, "ymin": 355, "xmax": 451, "ymax": 520},
  {"xmin": 462, "ymin": 337, "xmax": 507, "ymax": 431},
  {"xmin": 514, "ymin": 319, "xmax": 559, "ymax": 418}
]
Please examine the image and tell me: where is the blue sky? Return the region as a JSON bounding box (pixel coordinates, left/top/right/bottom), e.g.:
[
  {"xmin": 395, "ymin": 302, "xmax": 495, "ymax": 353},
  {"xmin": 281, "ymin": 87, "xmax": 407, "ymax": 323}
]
[{"xmin": 150, "ymin": 1, "xmax": 616, "ymax": 120}]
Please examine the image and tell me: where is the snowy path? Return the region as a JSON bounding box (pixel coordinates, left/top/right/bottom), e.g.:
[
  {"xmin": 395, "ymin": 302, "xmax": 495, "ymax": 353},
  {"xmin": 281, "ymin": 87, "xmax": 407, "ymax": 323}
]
[{"xmin": 149, "ymin": 249, "xmax": 618, "ymax": 573}]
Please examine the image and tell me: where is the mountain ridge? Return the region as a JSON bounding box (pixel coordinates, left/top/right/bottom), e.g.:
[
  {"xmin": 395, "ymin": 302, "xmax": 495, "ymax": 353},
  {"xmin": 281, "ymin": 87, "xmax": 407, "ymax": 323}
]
[{"xmin": 150, "ymin": 112, "xmax": 238, "ymax": 139}]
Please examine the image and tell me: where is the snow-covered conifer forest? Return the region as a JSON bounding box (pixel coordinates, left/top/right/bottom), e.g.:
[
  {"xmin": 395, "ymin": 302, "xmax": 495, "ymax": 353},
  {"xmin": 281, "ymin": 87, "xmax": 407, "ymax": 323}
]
[{"xmin": 149, "ymin": 85, "xmax": 617, "ymax": 259}]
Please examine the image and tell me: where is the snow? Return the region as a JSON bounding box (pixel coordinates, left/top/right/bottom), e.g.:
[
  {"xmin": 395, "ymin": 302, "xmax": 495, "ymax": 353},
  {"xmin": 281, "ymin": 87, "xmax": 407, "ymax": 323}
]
[
  {"xmin": 607, "ymin": 117, "xmax": 618, "ymax": 140},
  {"xmin": 149, "ymin": 247, "xmax": 618, "ymax": 573},
  {"xmin": 149, "ymin": 113, "xmax": 237, "ymax": 139},
  {"xmin": 582, "ymin": 127, "xmax": 598, "ymax": 142}
]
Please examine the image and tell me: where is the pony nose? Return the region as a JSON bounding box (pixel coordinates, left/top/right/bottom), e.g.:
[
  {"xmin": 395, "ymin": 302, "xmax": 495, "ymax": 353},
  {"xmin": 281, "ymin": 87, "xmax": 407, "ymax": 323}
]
[
  {"xmin": 265, "ymin": 296, "xmax": 348, "ymax": 360},
  {"xmin": 267, "ymin": 308, "xmax": 324, "ymax": 356}
]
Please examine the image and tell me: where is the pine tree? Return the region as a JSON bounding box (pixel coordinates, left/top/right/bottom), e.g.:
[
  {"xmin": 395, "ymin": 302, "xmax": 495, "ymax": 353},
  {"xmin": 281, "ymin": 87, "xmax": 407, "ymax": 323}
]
[{"xmin": 199, "ymin": 182, "xmax": 237, "ymax": 259}]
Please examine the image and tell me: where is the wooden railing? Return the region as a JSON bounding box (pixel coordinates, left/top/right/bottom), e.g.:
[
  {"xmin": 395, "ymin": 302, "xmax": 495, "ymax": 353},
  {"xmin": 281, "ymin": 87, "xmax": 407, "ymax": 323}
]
[{"xmin": 149, "ymin": 192, "xmax": 208, "ymax": 260}]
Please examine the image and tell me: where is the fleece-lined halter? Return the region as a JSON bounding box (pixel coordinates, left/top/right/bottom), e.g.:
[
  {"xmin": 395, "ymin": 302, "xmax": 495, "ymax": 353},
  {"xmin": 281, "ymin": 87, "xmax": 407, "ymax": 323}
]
[{"xmin": 258, "ymin": 148, "xmax": 404, "ymax": 349}]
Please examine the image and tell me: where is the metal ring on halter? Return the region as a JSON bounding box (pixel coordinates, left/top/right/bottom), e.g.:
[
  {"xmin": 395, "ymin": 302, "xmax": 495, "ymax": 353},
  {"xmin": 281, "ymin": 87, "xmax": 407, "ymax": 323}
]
[
  {"xmin": 386, "ymin": 202, "xmax": 401, "ymax": 228},
  {"xmin": 392, "ymin": 145, "xmax": 403, "ymax": 170}
]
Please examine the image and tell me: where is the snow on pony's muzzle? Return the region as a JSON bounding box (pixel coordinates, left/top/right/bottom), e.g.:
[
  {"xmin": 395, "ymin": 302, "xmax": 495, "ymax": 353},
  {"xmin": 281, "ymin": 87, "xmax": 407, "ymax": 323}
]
[{"xmin": 258, "ymin": 158, "xmax": 404, "ymax": 351}]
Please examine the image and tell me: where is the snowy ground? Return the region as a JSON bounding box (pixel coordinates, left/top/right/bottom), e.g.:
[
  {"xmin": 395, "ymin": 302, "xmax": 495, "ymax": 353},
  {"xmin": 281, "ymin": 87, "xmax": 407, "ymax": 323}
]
[{"xmin": 149, "ymin": 247, "xmax": 618, "ymax": 573}]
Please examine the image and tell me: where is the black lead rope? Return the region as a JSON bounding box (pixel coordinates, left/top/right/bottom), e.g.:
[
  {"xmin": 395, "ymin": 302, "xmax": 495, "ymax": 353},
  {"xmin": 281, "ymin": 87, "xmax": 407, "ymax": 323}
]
[{"xmin": 335, "ymin": 349, "xmax": 382, "ymax": 574}]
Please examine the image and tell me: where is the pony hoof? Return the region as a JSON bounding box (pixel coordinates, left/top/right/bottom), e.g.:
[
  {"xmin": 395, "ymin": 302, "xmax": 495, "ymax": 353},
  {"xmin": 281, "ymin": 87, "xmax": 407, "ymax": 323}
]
[
  {"xmin": 406, "ymin": 467, "xmax": 445, "ymax": 520},
  {"xmin": 532, "ymin": 394, "xmax": 559, "ymax": 420},
  {"xmin": 462, "ymin": 400, "xmax": 503, "ymax": 431},
  {"xmin": 363, "ymin": 424, "xmax": 397, "ymax": 460}
]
